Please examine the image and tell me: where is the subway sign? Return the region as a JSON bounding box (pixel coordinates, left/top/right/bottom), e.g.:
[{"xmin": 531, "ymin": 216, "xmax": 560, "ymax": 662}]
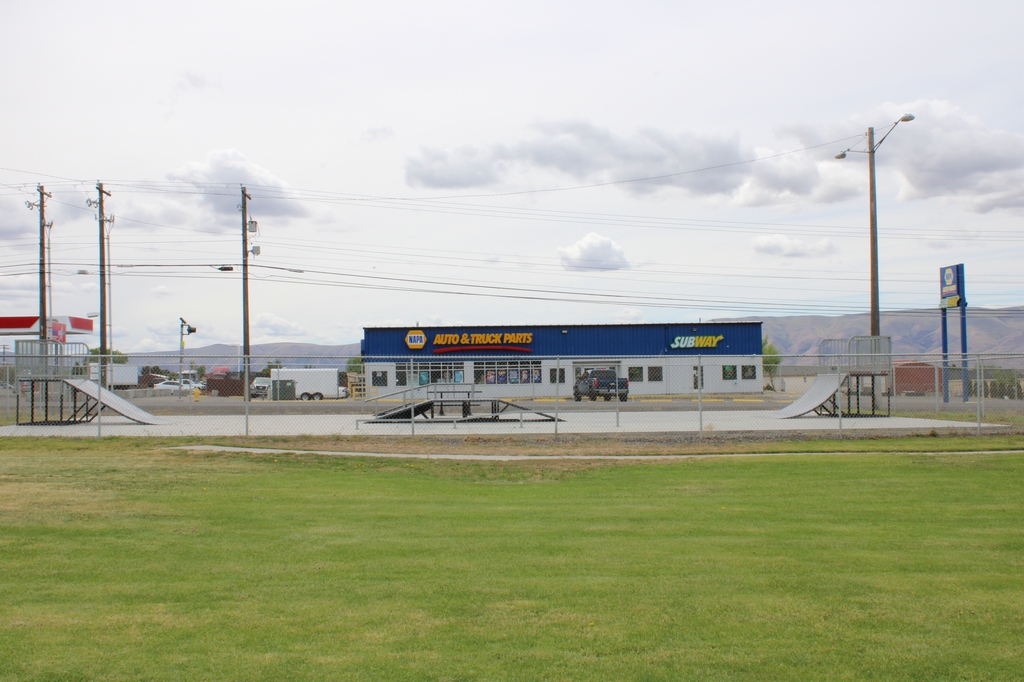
[{"xmin": 669, "ymin": 334, "xmax": 724, "ymax": 350}]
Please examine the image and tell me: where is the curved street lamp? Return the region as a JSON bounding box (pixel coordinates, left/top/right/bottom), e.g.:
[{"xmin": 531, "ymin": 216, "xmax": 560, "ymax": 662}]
[{"xmin": 836, "ymin": 113, "xmax": 915, "ymax": 336}]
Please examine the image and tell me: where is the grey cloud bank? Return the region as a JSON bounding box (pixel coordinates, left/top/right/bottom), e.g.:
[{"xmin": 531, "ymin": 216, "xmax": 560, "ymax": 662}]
[
  {"xmin": 168, "ymin": 150, "xmax": 309, "ymax": 223},
  {"xmin": 404, "ymin": 101, "xmax": 1024, "ymax": 213}
]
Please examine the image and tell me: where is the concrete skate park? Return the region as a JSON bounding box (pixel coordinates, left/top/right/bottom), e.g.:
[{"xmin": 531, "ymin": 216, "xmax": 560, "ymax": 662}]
[
  {"xmin": 0, "ymin": 381, "xmax": 1000, "ymax": 438},
  {"xmin": 3, "ymin": 321, "xmax": 1008, "ymax": 439}
]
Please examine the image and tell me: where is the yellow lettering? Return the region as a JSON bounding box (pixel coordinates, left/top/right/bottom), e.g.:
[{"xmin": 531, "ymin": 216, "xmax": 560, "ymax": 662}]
[
  {"xmin": 503, "ymin": 333, "xmax": 513, "ymax": 343},
  {"xmin": 461, "ymin": 333, "xmax": 469, "ymax": 344},
  {"xmin": 433, "ymin": 334, "xmax": 444, "ymax": 344},
  {"xmin": 524, "ymin": 333, "xmax": 532, "ymax": 344}
]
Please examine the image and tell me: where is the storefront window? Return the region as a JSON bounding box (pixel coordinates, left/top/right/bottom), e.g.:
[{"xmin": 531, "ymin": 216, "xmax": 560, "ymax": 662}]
[
  {"xmin": 549, "ymin": 368, "xmax": 565, "ymax": 384},
  {"xmin": 722, "ymin": 365, "xmax": 737, "ymax": 381},
  {"xmin": 371, "ymin": 371, "xmax": 388, "ymax": 387},
  {"xmin": 473, "ymin": 361, "xmax": 540, "ymax": 386},
  {"xmin": 647, "ymin": 366, "xmax": 663, "ymax": 382},
  {"xmin": 628, "ymin": 367, "xmax": 644, "ymax": 382},
  {"xmin": 741, "ymin": 365, "xmax": 757, "ymax": 380}
]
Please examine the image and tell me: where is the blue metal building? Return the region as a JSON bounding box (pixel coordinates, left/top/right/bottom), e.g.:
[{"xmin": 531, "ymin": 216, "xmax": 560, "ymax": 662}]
[{"xmin": 361, "ymin": 322, "xmax": 764, "ymax": 397}]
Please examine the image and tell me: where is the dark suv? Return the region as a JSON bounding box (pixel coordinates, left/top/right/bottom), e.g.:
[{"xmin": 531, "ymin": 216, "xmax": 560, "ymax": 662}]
[{"xmin": 573, "ymin": 369, "xmax": 629, "ymax": 402}]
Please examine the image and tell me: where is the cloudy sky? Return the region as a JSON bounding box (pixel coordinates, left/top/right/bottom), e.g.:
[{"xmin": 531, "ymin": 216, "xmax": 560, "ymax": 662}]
[{"xmin": 1, "ymin": 1, "xmax": 1022, "ymax": 352}]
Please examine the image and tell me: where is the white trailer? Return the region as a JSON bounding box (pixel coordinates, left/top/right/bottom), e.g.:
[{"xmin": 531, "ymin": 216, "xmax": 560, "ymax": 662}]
[
  {"xmin": 270, "ymin": 368, "xmax": 345, "ymax": 400},
  {"xmin": 89, "ymin": 363, "xmax": 140, "ymax": 389}
]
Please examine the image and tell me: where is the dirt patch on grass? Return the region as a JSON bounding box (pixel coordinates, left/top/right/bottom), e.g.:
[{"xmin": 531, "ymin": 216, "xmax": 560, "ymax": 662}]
[
  {"xmin": 203, "ymin": 432, "xmax": 1024, "ymax": 458},
  {"xmin": 0, "ymin": 479, "xmax": 134, "ymax": 524}
]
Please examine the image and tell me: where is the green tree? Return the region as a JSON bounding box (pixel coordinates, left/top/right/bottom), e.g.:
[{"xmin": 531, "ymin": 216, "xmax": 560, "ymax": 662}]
[
  {"xmin": 88, "ymin": 348, "xmax": 128, "ymax": 364},
  {"xmin": 762, "ymin": 337, "xmax": 782, "ymax": 390},
  {"xmin": 346, "ymin": 356, "xmax": 364, "ymax": 374},
  {"xmin": 257, "ymin": 359, "xmax": 283, "ymax": 378}
]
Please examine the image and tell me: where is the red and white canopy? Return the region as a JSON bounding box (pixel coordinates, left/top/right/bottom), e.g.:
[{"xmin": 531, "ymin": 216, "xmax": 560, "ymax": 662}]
[{"xmin": 0, "ymin": 316, "xmax": 94, "ymax": 336}]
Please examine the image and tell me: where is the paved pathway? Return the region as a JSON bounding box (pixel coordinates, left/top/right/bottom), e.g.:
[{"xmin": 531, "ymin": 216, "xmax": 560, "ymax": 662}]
[
  {"xmin": 0, "ymin": 409, "xmax": 992, "ymax": 437},
  {"xmin": 168, "ymin": 445, "xmax": 1024, "ymax": 462}
]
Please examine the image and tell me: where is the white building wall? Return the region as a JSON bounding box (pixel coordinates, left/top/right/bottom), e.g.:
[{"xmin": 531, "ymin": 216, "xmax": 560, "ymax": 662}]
[{"xmin": 362, "ymin": 355, "xmax": 764, "ymax": 399}]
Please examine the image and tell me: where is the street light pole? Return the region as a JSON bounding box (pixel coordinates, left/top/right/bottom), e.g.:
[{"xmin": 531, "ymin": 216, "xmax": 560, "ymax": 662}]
[
  {"xmin": 179, "ymin": 318, "xmax": 196, "ymax": 400},
  {"xmin": 867, "ymin": 126, "xmax": 879, "ymax": 336},
  {"xmin": 836, "ymin": 114, "xmax": 914, "ymax": 337}
]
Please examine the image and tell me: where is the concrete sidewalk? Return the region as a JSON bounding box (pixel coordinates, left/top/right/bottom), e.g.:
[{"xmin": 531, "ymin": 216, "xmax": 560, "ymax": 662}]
[{"xmin": 167, "ymin": 444, "xmax": 1024, "ymax": 461}]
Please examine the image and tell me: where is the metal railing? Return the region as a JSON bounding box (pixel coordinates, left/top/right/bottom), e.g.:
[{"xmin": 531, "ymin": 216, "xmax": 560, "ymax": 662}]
[{"xmin": 1, "ymin": 351, "xmax": 1022, "ymax": 438}]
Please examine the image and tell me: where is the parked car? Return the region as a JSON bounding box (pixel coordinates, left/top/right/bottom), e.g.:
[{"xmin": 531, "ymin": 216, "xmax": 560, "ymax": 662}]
[{"xmin": 154, "ymin": 379, "xmax": 206, "ymax": 392}]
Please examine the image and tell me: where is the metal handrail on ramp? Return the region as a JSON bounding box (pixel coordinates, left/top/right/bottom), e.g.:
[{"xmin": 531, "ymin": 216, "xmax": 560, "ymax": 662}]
[
  {"xmin": 362, "ymin": 382, "xmax": 560, "ymax": 424},
  {"xmin": 63, "ymin": 379, "xmax": 169, "ymax": 425}
]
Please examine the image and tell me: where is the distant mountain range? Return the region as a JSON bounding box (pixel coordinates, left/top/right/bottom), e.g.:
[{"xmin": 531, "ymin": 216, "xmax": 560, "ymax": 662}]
[
  {"xmin": 137, "ymin": 342, "xmax": 361, "ymax": 369},
  {"xmin": 724, "ymin": 306, "xmax": 1024, "ymax": 355},
  {"xmin": 138, "ymin": 306, "xmax": 1023, "ymax": 363}
]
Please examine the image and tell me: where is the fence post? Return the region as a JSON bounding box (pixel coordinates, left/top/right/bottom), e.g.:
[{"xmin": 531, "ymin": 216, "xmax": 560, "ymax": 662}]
[
  {"xmin": 615, "ymin": 363, "xmax": 620, "ymax": 428},
  {"xmin": 976, "ymin": 354, "xmax": 982, "ymax": 435},
  {"xmin": 97, "ymin": 371, "xmax": 103, "ymax": 438},
  {"xmin": 554, "ymin": 357, "xmax": 560, "ymax": 438},
  {"xmin": 838, "ymin": 376, "xmax": 843, "ymax": 438},
  {"xmin": 697, "ymin": 355, "xmax": 703, "ymax": 439},
  {"xmin": 244, "ymin": 356, "xmax": 250, "ymax": 437},
  {"xmin": 934, "ymin": 364, "xmax": 939, "ymax": 414}
]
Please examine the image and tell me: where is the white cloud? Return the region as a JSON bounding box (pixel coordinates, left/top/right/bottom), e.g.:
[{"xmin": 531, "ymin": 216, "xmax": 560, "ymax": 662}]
[
  {"xmin": 361, "ymin": 127, "xmax": 395, "ymax": 143},
  {"xmin": 253, "ymin": 312, "xmax": 305, "ymax": 337},
  {"xmin": 752, "ymin": 234, "xmax": 836, "ymax": 258},
  {"xmin": 610, "ymin": 308, "xmax": 646, "ymax": 324},
  {"xmin": 150, "ymin": 285, "xmax": 172, "ymax": 298},
  {"xmin": 557, "ymin": 232, "xmax": 630, "ymax": 271}
]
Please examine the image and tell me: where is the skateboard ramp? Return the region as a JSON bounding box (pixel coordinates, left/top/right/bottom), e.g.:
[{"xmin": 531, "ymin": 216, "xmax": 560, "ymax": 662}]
[
  {"xmin": 374, "ymin": 400, "xmax": 437, "ymax": 421},
  {"xmin": 64, "ymin": 379, "xmax": 169, "ymax": 425},
  {"xmin": 775, "ymin": 374, "xmax": 845, "ymax": 419}
]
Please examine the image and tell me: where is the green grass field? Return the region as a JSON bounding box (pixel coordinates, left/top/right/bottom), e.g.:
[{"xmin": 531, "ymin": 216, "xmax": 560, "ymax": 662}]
[{"xmin": 3, "ymin": 436, "xmax": 1024, "ymax": 680}]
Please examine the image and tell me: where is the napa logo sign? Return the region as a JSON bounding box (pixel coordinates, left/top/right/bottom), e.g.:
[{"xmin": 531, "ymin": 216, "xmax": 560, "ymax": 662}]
[
  {"xmin": 670, "ymin": 334, "xmax": 724, "ymax": 349},
  {"xmin": 404, "ymin": 329, "xmax": 427, "ymax": 350}
]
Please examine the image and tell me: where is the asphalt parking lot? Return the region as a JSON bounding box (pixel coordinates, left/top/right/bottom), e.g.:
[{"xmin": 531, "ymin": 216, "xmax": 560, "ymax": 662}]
[{"xmin": 124, "ymin": 393, "xmax": 800, "ymax": 416}]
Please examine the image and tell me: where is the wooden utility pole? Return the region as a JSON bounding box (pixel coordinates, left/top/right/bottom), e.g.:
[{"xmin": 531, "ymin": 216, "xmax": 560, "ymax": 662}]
[
  {"xmin": 241, "ymin": 186, "xmax": 252, "ymax": 363},
  {"xmin": 867, "ymin": 127, "xmax": 879, "ymax": 337},
  {"xmin": 36, "ymin": 185, "xmax": 52, "ymax": 340},
  {"xmin": 96, "ymin": 183, "xmax": 112, "ymax": 360}
]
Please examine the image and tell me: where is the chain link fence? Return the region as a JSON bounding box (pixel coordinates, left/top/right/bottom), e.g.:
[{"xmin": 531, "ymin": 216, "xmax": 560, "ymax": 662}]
[{"xmin": 2, "ymin": 350, "xmax": 1022, "ymax": 438}]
